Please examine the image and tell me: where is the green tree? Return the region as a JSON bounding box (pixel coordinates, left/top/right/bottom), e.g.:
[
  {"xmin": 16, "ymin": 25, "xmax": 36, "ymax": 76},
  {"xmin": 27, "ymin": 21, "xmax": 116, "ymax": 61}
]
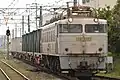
[
  {"xmin": 112, "ymin": 0, "xmax": 120, "ymax": 53},
  {"xmin": 95, "ymin": 4, "xmax": 120, "ymax": 52},
  {"xmin": 95, "ymin": 6, "xmax": 114, "ymax": 52}
]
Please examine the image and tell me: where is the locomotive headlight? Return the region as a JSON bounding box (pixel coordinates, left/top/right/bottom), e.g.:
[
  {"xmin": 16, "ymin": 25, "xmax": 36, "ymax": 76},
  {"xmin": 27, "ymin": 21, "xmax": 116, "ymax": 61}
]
[
  {"xmin": 98, "ymin": 47, "xmax": 102, "ymax": 52},
  {"xmin": 68, "ymin": 18, "xmax": 73, "ymax": 23},
  {"xmin": 93, "ymin": 18, "xmax": 99, "ymax": 23},
  {"xmin": 65, "ymin": 48, "xmax": 69, "ymax": 52}
]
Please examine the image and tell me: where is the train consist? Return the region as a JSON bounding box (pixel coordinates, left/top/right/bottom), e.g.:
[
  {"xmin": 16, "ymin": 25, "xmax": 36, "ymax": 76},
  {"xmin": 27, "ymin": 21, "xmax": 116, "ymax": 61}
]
[{"xmin": 10, "ymin": 5, "xmax": 110, "ymax": 77}]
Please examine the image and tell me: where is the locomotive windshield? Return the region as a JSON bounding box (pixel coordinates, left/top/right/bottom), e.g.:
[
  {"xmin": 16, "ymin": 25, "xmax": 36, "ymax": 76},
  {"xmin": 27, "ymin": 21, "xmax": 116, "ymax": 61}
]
[
  {"xmin": 59, "ymin": 24, "xmax": 82, "ymax": 33},
  {"xmin": 85, "ymin": 24, "xmax": 107, "ymax": 33}
]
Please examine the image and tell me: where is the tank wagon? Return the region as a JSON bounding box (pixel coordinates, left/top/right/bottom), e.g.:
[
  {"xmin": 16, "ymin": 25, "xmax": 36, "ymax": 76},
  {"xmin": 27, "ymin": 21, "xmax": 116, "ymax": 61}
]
[{"xmin": 11, "ymin": 5, "xmax": 110, "ymax": 77}]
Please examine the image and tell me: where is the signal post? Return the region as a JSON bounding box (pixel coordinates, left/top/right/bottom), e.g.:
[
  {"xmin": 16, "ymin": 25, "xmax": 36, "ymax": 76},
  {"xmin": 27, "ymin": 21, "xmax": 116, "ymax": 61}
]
[{"xmin": 6, "ymin": 28, "xmax": 10, "ymax": 60}]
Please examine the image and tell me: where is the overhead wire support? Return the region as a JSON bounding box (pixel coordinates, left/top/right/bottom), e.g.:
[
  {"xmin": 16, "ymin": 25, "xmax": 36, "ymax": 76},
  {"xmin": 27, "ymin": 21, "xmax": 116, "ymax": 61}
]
[
  {"xmin": 0, "ymin": 0, "xmax": 67, "ymax": 27},
  {"xmin": 28, "ymin": 15, "xmax": 30, "ymax": 32},
  {"xmin": 39, "ymin": 6, "xmax": 42, "ymax": 27},
  {"xmin": 0, "ymin": 8, "xmax": 41, "ymax": 9},
  {"xmin": 35, "ymin": 3, "xmax": 38, "ymax": 29},
  {"xmin": 22, "ymin": 16, "xmax": 24, "ymax": 35},
  {"xmin": 2, "ymin": 0, "xmax": 19, "ymax": 14}
]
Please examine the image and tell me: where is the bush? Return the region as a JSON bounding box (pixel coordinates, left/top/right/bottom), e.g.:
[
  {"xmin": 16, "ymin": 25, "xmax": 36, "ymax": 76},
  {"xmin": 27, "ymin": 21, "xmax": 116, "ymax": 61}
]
[{"xmin": 107, "ymin": 52, "xmax": 113, "ymax": 56}]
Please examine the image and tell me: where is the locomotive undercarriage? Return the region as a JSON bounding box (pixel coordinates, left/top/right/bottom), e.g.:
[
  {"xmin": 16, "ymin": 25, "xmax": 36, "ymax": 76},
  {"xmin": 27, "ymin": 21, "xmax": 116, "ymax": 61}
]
[
  {"xmin": 10, "ymin": 51, "xmax": 106, "ymax": 78},
  {"xmin": 41, "ymin": 55, "xmax": 61, "ymax": 73}
]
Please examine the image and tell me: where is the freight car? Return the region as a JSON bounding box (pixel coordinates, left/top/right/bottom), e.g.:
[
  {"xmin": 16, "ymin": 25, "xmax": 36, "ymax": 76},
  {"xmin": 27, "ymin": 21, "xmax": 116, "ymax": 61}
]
[
  {"xmin": 10, "ymin": 37, "xmax": 22, "ymax": 52},
  {"xmin": 10, "ymin": 5, "xmax": 111, "ymax": 78},
  {"xmin": 22, "ymin": 29, "xmax": 41, "ymax": 53}
]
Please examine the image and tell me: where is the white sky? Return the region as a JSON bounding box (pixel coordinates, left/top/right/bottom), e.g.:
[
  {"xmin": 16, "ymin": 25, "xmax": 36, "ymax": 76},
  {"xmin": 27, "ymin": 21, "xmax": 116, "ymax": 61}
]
[{"xmin": 0, "ymin": 0, "xmax": 82, "ymax": 36}]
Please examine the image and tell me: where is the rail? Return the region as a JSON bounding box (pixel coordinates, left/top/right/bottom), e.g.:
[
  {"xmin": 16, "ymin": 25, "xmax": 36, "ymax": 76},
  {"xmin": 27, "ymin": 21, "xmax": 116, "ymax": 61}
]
[
  {"xmin": 93, "ymin": 75, "xmax": 120, "ymax": 80},
  {"xmin": 0, "ymin": 68, "xmax": 11, "ymax": 80},
  {"xmin": 1, "ymin": 60, "xmax": 30, "ymax": 80}
]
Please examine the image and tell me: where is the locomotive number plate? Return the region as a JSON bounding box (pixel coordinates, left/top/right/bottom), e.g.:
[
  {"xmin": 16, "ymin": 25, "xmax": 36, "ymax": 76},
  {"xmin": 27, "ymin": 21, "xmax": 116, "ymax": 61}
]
[{"xmin": 76, "ymin": 36, "xmax": 91, "ymax": 41}]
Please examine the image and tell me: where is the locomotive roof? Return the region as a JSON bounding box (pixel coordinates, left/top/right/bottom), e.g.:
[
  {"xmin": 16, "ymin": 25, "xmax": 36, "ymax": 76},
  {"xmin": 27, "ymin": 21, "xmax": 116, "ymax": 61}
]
[
  {"xmin": 43, "ymin": 6, "xmax": 107, "ymax": 26},
  {"xmin": 41, "ymin": 17, "xmax": 107, "ymax": 30}
]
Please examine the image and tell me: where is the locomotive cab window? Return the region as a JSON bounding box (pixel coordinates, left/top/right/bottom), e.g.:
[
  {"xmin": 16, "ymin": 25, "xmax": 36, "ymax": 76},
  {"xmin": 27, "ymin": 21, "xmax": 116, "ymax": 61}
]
[
  {"xmin": 85, "ymin": 24, "xmax": 107, "ymax": 33},
  {"xmin": 59, "ymin": 24, "xmax": 82, "ymax": 33}
]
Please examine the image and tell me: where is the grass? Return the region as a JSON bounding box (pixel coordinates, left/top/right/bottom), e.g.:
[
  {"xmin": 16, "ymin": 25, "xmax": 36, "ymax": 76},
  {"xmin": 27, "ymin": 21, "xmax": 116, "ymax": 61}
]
[{"xmin": 0, "ymin": 50, "xmax": 7, "ymax": 59}]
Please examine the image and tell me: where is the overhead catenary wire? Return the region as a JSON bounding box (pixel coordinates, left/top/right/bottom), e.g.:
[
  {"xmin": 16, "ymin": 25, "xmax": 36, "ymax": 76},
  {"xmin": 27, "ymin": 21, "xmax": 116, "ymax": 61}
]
[
  {"xmin": 17, "ymin": 0, "xmax": 64, "ymax": 29},
  {"xmin": 1, "ymin": 0, "xmax": 69, "ymax": 16},
  {"xmin": 17, "ymin": 0, "xmax": 65, "ymax": 16},
  {"xmin": 2, "ymin": 0, "xmax": 19, "ymax": 12},
  {"xmin": 7, "ymin": 0, "xmax": 20, "ymax": 16},
  {"xmin": 1, "ymin": 0, "xmax": 16, "ymax": 12},
  {"xmin": 13, "ymin": 0, "xmax": 63, "ymax": 18},
  {"xmin": 8, "ymin": 0, "xmax": 16, "ymax": 8},
  {"xmin": 0, "ymin": 0, "xmax": 72, "ymax": 27},
  {"xmin": 1, "ymin": 0, "xmax": 20, "ymax": 26}
]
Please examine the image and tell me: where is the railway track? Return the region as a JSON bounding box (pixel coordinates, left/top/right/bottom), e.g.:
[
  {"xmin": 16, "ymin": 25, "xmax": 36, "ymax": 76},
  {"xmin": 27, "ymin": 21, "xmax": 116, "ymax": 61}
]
[
  {"xmin": 21, "ymin": 59, "xmax": 78, "ymax": 80},
  {"xmin": 14, "ymin": 58, "xmax": 120, "ymax": 80},
  {"xmin": 0, "ymin": 68, "xmax": 9, "ymax": 80},
  {"xmin": 0, "ymin": 60, "xmax": 30, "ymax": 80},
  {"xmin": 92, "ymin": 75, "xmax": 120, "ymax": 80}
]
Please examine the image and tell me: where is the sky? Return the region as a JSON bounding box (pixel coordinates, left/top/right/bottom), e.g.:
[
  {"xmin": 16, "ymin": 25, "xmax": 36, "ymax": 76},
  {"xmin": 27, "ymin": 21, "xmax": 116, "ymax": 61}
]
[{"xmin": 0, "ymin": 0, "xmax": 82, "ymax": 36}]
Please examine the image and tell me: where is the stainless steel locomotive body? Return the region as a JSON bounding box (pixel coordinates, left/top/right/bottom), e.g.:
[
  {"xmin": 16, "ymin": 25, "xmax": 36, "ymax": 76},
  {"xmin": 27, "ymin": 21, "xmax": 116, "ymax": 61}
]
[{"xmin": 41, "ymin": 17, "xmax": 108, "ymax": 72}]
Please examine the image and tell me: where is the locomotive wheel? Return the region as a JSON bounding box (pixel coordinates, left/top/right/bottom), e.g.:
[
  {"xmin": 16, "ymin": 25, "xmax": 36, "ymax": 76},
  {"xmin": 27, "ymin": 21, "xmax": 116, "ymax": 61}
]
[
  {"xmin": 49, "ymin": 57, "xmax": 53, "ymax": 71},
  {"xmin": 51, "ymin": 57, "xmax": 55, "ymax": 72},
  {"xmin": 54, "ymin": 57, "xmax": 61, "ymax": 73},
  {"xmin": 42, "ymin": 56, "xmax": 49, "ymax": 69},
  {"xmin": 77, "ymin": 76, "xmax": 92, "ymax": 80},
  {"xmin": 52, "ymin": 59, "xmax": 56, "ymax": 72}
]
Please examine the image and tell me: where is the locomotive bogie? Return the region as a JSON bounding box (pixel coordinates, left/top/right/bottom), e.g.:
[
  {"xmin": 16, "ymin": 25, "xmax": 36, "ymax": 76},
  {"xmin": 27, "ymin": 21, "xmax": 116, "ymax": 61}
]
[{"xmin": 59, "ymin": 56, "xmax": 106, "ymax": 70}]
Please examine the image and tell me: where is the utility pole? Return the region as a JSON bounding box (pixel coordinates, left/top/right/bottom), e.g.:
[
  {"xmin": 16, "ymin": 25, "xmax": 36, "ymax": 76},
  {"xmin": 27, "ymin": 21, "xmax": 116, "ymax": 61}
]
[
  {"xmin": 98, "ymin": 0, "xmax": 99, "ymax": 7},
  {"xmin": 38, "ymin": 6, "xmax": 42, "ymax": 53},
  {"xmin": 12, "ymin": 29, "xmax": 14, "ymax": 39},
  {"xmin": 67, "ymin": 2, "xmax": 70, "ymax": 18},
  {"xmin": 15, "ymin": 24, "xmax": 17, "ymax": 38},
  {"xmin": 20, "ymin": 28, "xmax": 21, "ymax": 37},
  {"xmin": 22, "ymin": 16, "xmax": 24, "ymax": 35},
  {"xmin": 39, "ymin": 6, "xmax": 42, "ymax": 28},
  {"xmin": 36, "ymin": 3, "xmax": 38, "ymax": 29},
  {"xmin": 28, "ymin": 15, "xmax": 30, "ymax": 32},
  {"xmin": 4, "ymin": 36, "xmax": 5, "ymax": 53},
  {"xmin": 7, "ymin": 35, "xmax": 9, "ymax": 59},
  {"xmin": 74, "ymin": 0, "xmax": 77, "ymax": 6}
]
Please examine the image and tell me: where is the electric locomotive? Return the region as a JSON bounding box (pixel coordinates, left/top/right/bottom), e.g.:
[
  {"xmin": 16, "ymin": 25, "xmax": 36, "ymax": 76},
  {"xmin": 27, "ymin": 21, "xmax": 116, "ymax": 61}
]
[{"xmin": 41, "ymin": 5, "xmax": 108, "ymax": 77}]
